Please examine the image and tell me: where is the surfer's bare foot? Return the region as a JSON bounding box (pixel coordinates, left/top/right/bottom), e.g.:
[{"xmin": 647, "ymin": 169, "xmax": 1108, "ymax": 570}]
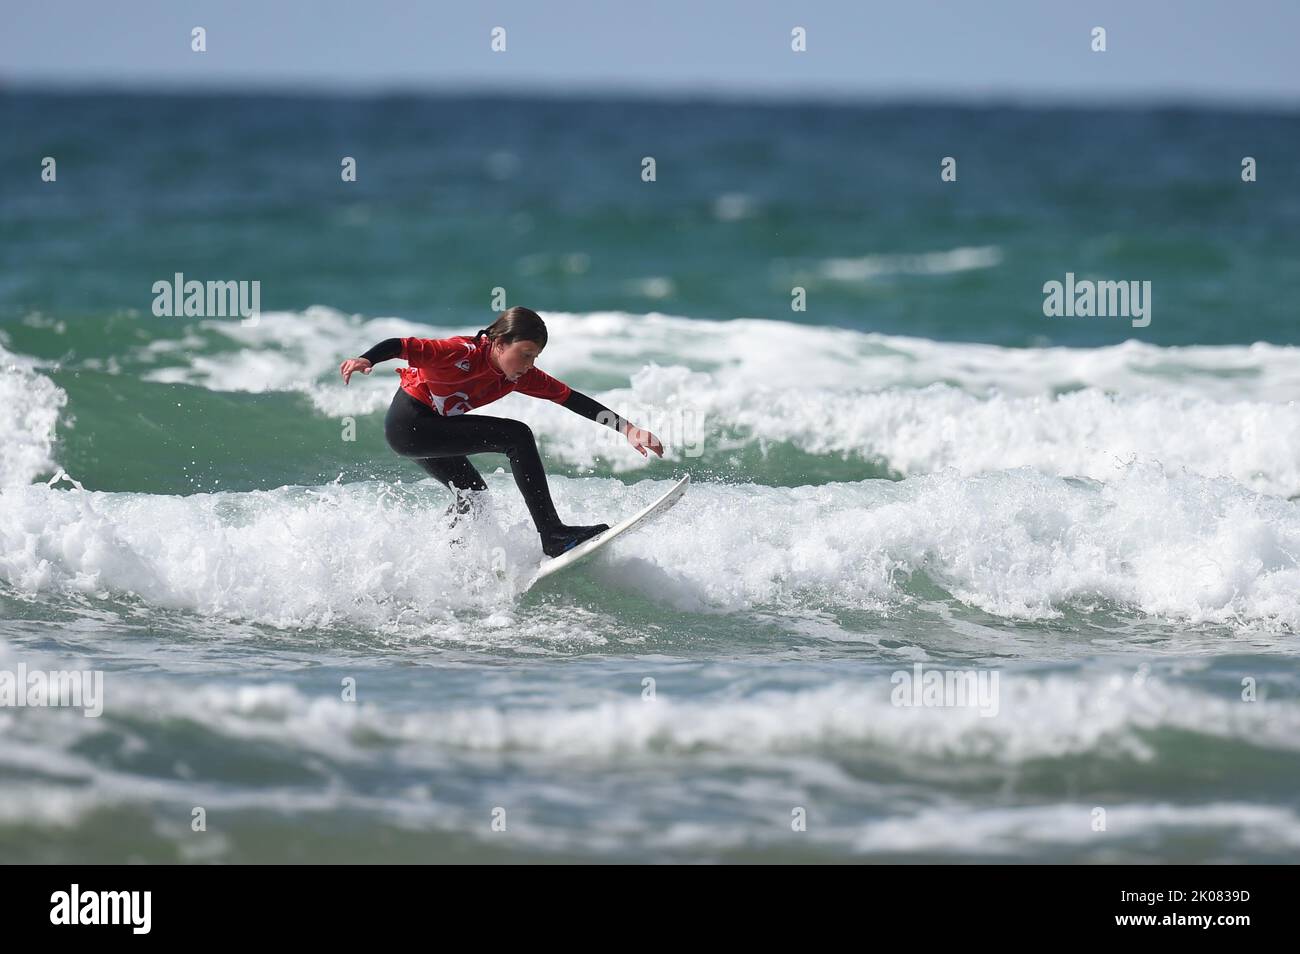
[{"xmin": 540, "ymin": 523, "xmax": 610, "ymax": 558}]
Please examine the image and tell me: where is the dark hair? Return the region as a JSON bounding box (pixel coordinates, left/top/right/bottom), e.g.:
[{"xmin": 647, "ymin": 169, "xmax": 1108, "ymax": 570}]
[{"xmin": 474, "ymin": 306, "xmax": 547, "ymax": 349}]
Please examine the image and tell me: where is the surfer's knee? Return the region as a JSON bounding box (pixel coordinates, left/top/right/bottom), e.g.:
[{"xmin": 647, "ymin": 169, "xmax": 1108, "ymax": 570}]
[{"xmin": 501, "ymin": 418, "xmax": 535, "ymax": 449}]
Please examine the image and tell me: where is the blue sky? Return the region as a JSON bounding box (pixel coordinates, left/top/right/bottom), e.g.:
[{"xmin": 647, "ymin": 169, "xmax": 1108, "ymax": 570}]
[{"xmin": 4, "ymin": 0, "xmax": 1298, "ymax": 103}]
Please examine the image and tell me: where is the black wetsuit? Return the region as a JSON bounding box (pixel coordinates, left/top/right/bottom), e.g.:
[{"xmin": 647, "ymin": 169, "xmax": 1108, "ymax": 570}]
[{"xmin": 363, "ymin": 338, "xmax": 622, "ymax": 555}]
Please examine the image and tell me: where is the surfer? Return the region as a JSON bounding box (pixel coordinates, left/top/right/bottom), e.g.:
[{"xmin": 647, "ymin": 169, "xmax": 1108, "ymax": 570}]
[{"xmin": 340, "ymin": 306, "xmax": 664, "ymax": 556}]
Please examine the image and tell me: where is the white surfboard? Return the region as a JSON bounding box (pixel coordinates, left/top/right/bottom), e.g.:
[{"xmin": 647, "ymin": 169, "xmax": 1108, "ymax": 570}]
[{"xmin": 524, "ymin": 474, "xmax": 690, "ymax": 591}]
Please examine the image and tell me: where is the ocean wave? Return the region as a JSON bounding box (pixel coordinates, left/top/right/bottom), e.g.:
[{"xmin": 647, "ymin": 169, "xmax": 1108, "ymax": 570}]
[
  {"xmin": 123, "ymin": 307, "xmax": 1300, "ymax": 406},
  {"xmin": 849, "ymin": 801, "xmax": 1300, "ymax": 856},
  {"xmin": 3, "ymin": 661, "xmax": 1294, "ymax": 766},
  {"xmin": 0, "ymin": 344, "xmax": 66, "ymax": 487},
  {"xmin": 816, "ymin": 245, "xmax": 1003, "ymax": 282},
  {"xmin": 2, "ymin": 467, "xmax": 1297, "ymax": 630},
  {"xmin": 529, "ymin": 374, "xmax": 1300, "ymax": 496},
  {"xmin": 76, "ymin": 307, "xmax": 1300, "ymax": 493},
  {"xmin": 2, "ymin": 633, "xmax": 1296, "ymax": 859}
]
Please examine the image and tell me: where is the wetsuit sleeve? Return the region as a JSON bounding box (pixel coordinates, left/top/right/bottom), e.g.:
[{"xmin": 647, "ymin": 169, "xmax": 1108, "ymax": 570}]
[
  {"xmin": 561, "ymin": 389, "xmax": 631, "ymax": 434},
  {"xmin": 400, "ymin": 337, "xmax": 467, "ymax": 370},
  {"xmin": 359, "ymin": 338, "xmax": 403, "ymax": 364}
]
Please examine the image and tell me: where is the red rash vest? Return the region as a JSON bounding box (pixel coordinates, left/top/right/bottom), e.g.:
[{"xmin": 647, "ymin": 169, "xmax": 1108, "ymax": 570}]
[{"xmin": 394, "ymin": 334, "xmax": 572, "ymax": 415}]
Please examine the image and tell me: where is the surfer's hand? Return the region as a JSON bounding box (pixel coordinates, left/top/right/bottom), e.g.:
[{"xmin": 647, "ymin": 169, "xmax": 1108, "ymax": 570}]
[
  {"xmin": 339, "ymin": 357, "xmax": 372, "ymax": 385},
  {"xmin": 624, "ymin": 425, "xmax": 663, "ymax": 458}
]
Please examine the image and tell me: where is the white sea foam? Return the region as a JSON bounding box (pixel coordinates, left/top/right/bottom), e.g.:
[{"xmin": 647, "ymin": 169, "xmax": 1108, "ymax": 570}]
[
  {"xmin": 131, "ymin": 306, "xmax": 1300, "ymax": 403},
  {"xmin": 520, "ymin": 372, "xmax": 1300, "ymax": 496},
  {"xmin": 4, "ymin": 663, "xmax": 1293, "ymax": 764},
  {"xmin": 120, "ymin": 308, "xmax": 1300, "ymax": 492},
  {"xmin": 2, "ymin": 467, "xmax": 1296, "ymax": 630},
  {"xmin": 0, "ymin": 344, "xmax": 66, "ymax": 487},
  {"xmin": 2, "ymin": 639, "xmax": 1295, "ymax": 858},
  {"xmin": 816, "ymin": 245, "xmax": 1003, "ymax": 281},
  {"xmin": 850, "ymin": 801, "xmax": 1300, "ymax": 855},
  {"xmin": 138, "ymin": 306, "xmax": 429, "ymax": 416}
]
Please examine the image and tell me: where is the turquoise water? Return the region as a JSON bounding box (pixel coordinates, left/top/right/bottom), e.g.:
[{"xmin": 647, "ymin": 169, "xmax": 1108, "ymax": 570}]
[{"xmin": 2, "ymin": 91, "xmax": 1299, "ymax": 862}]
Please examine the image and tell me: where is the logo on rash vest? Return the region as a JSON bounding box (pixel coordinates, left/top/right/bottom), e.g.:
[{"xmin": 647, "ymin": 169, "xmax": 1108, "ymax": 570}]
[
  {"xmin": 454, "ymin": 340, "xmax": 477, "ymax": 372},
  {"xmin": 428, "ymin": 389, "xmax": 474, "ymax": 416}
]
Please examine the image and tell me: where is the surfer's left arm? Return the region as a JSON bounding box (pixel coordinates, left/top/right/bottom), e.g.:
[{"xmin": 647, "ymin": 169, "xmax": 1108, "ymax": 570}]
[
  {"xmin": 515, "ymin": 371, "xmax": 664, "ymax": 458},
  {"xmin": 561, "ymin": 390, "xmax": 664, "ymax": 458}
]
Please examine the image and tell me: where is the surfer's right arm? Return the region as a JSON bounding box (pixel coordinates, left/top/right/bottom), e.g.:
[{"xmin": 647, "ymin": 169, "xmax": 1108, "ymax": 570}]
[
  {"xmin": 341, "ymin": 337, "xmax": 476, "ymax": 383},
  {"xmin": 339, "ymin": 338, "xmax": 404, "ymax": 384}
]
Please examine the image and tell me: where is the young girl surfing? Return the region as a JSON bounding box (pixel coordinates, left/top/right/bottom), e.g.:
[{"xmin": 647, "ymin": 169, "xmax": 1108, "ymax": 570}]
[{"xmin": 340, "ymin": 306, "xmax": 664, "ymax": 557}]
